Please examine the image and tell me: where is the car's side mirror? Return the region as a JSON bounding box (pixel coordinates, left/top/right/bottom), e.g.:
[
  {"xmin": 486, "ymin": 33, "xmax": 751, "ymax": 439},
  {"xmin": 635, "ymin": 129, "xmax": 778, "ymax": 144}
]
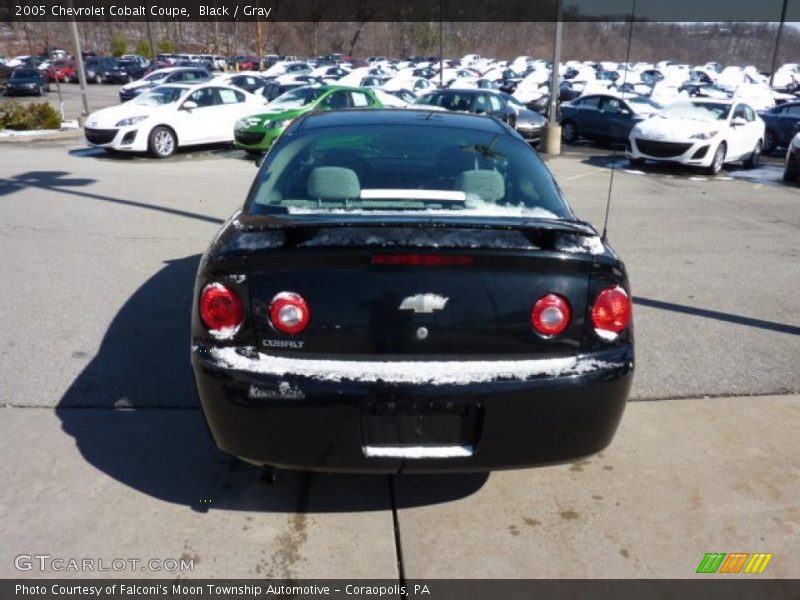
[
  {"xmin": 731, "ymin": 116, "xmax": 747, "ymax": 127},
  {"xmin": 182, "ymin": 100, "xmax": 198, "ymax": 110}
]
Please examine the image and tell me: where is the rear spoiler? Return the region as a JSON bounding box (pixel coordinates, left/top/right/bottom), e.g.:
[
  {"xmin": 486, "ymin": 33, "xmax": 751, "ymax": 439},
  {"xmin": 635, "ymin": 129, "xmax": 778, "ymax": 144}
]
[{"xmin": 233, "ymin": 213, "xmax": 599, "ymax": 238}]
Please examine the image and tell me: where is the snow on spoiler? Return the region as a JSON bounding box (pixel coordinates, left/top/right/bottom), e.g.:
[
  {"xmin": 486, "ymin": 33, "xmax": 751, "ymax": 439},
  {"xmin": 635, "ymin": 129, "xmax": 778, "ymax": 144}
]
[{"xmin": 233, "ymin": 213, "xmax": 599, "ymax": 238}]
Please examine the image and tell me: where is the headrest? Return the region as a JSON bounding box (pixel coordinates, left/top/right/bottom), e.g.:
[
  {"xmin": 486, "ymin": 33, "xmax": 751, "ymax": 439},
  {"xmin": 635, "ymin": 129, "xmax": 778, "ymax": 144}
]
[
  {"xmin": 455, "ymin": 170, "xmax": 505, "ymax": 203},
  {"xmin": 307, "ymin": 167, "xmax": 361, "ymax": 200}
]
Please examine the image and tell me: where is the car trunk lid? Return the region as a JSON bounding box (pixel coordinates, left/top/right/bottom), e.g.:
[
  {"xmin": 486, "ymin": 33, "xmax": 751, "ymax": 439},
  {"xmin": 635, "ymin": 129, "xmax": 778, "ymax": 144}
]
[{"xmin": 235, "ymin": 217, "xmax": 601, "ymax": 358}]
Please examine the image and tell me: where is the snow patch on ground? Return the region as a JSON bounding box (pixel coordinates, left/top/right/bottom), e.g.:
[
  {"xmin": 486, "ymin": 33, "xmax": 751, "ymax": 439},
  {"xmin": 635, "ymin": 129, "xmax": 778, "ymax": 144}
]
[
  {"xmin": 0, "ymin": 120, "xmax": 78, "ymax": 138},
  {"xmin": 0, "ymin": 128, "xmax": 60, "ymax": 138},
  {"xmin": 201, "ymin": 346, "xmax": 621, "ymax": 385},
  {"xmin": 302, "ymin": 227, "xmax": 537, "ymax": 250}
]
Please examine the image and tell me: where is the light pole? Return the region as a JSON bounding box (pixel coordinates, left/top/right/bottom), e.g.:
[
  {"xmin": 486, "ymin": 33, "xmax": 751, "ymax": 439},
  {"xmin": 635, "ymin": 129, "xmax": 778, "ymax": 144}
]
[
  {"xmin": 69, "ymin": 17, "xmax": 90, "ymax": 121},
  {"xmin": 145, "ymin": 8, "xmax": 156, "ymax": 64},
  {"xmin": 544, "ymin": 0, "xmax": 563, "ymax": 155},
  {"xmin": 769, "ymin": 0, "xmax": 789, "ymax": 88},
  {"xmin": 439, "ymin": 0, "xmax": 444, "ymax": 88}
]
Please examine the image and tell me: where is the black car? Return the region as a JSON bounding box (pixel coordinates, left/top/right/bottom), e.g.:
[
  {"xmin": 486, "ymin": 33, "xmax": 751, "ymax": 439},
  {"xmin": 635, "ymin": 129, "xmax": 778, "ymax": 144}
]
[
  {"xmin": 517, "ymin": 82, "xmax": 582, "ymax": 117},
  {"xmin": 118, "ymin": 67, "xmax": 211, "ymax": 102},
  {"xmin": 83, "ymin": 57, "xmax": 118, "ymax": 84},
  {"xmin": 559, "ymin": 94, "xmax": 662, "ymax": 144},
  {"xmin": 639, "ymin": 69, "xmax": 664, "ymax": 86},
  {"xmin": 5, "ymin": 68, "xmax": 50, "ymax": 96},
  {"xmin": 191, "ymin": 109, "xmax": 634, "ymax": 473},
  {"xmin": 677, "ymin": 82, "xmax": 732, "ymax": 100},
  {"xmin": 260, "ymin": 81, "xmax": 305, "ymax": 103},
  {"xmin": 760, "ymin": 101, "xmax": 800, "ymax": 153},
  {"xmin": 414, "ymin": 88, "xmax": 547, "ymax": 144},
  {"xmin": 560, "ymin": 81, "xmax": 585, "ymax": 102},
  {"xmin": 412, "ymin": 67, "xmax": 437, "ymax": 79},
  {"xmin": 104, "ymin": 60, "xmax": 147, "ymax": 83},
  {"xmin": 102, "ymin": 59, "xmax": 146, "ymax": 84},
  {"xmin": 227, "ymin": 73, "xmax": 269, "ymax": 94}
]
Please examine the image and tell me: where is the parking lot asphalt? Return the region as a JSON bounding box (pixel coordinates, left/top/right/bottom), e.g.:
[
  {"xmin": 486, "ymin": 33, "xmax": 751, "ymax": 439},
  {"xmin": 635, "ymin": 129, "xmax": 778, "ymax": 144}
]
[{"xmin": 0, "ymin": 138, "xmax": 797, "ymax": 579}]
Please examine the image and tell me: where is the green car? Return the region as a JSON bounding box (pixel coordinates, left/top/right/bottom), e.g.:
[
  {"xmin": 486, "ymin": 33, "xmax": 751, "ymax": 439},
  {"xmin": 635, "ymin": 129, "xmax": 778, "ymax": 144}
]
[{"xmin": 234, "ymin": 85, "xmax": 385, "ymax": 153}]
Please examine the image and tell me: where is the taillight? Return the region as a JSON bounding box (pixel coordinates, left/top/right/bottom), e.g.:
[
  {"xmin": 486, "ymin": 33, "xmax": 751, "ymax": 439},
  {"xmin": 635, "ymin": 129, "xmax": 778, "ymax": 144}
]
[
  {"xmin": 269, "ymin": 292, "xmax": 311, "ymax": 334},
  {"xmin": 532, "ymin": 294, "xmax": 571, "ymax": 336},
  {"xmin": 372, "ymin": 254, "xmax": 474, "ymax": 266},
  {"xmin": 199, "ymin": 283, "xmax": 244, "ymax": 335},
  {"xmin": 592, "ymin": 286, "xmax": 632, "ymax": 335}
]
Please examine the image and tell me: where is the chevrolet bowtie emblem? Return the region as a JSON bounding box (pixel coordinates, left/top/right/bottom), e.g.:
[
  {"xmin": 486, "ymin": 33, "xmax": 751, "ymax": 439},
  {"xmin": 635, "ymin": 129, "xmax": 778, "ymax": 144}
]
[{"xmin": 399, "ymin": 294, "xmax": 449, "ymax": 314}]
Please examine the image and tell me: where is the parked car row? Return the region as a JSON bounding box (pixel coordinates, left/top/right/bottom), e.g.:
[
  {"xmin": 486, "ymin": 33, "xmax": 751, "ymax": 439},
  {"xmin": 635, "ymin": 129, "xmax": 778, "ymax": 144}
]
[
  {"xmin": 74, "ymin": 51, "xmax": 798, "ymax": 185},
  {"xmin": 85, "ymin": 82, "xmax": 267, "ymax": 157}
]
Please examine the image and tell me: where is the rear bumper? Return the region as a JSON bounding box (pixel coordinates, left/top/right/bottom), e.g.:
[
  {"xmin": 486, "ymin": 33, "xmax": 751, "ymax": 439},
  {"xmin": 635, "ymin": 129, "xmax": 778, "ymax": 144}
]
[{"xmin": 191, "ymin": 345, "xmax": 634, "ymax": 473}]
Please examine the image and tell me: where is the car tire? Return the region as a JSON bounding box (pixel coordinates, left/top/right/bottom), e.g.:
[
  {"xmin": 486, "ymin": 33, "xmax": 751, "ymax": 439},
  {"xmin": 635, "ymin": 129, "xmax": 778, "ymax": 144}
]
[
  {"xmin": 148, "ymin": 126, "xmax": 177, "ymax": 158},
  {"xmin": 763, "ymin": 130, "xmax": 776, "ymax": 154},
  {"xmin": 784, "ymin": 164, "xmax": 799, "ymax": 183},
  {"xmin": 561, "ymin": 120, "xmax": 578, "ymax": 144},
  {"xmin": 705, "ymin": 142, "xmax": 726, "ymax": 175},
  {"xmin": 743, "ymin": 140, "xmax": 762, "ymax": 169}
]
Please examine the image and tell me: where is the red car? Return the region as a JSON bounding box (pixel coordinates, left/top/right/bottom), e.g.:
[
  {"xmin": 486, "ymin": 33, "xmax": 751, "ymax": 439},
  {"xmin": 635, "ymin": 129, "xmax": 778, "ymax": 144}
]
[
  {"xmin": 229, "ymin": 55, "xmax": 259, "ymax": 71},
  {"xmin": 46, "ymin": 60, "xmax": 76, "ymax": 83}
]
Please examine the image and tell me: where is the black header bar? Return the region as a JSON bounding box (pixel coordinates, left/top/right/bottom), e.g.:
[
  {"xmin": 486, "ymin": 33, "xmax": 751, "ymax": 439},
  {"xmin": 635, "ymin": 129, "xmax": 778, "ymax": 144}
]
[
  {"xmin": 3, "ymin": 579, "xmax": 800, "ymax": 600},
  {"xmin": 0, "ymin": 0, "xmax": 797, "ymax": 23}
]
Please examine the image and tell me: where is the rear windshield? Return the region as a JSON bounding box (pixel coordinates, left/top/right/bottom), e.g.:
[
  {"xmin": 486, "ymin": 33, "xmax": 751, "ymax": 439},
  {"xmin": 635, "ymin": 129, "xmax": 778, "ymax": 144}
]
[{"xmin": 246, "ymin": 122, "xmax": 573, "ymax": 219}]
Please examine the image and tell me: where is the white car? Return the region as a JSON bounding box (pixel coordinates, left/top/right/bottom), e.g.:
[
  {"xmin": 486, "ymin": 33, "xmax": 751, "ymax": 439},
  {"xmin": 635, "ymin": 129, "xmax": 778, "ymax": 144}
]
[
  {"xmin": 84, "ymin": 82, "xmax": 267, "ymax": 158},
  {"xmin": 262, "ymin": 61, "xmax": 312, "ymax": 78},
  {"xmin": 371, "ymin": 88, "xmax": 411, "ymax": 107},
  {"xmin": 382, "ymin": 76, "xmax": 435, "ymax": 94},
  {"xmin": 627, "ymin": 100, "xmax": 765, "ymax": 175}
]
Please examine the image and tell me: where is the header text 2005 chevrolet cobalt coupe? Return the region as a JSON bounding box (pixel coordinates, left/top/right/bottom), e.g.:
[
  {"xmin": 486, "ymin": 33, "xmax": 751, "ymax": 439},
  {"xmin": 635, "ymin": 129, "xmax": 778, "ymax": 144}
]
[{"xmin": 191, "ymin": 109, "xmax": 634, "ymax": 473}]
